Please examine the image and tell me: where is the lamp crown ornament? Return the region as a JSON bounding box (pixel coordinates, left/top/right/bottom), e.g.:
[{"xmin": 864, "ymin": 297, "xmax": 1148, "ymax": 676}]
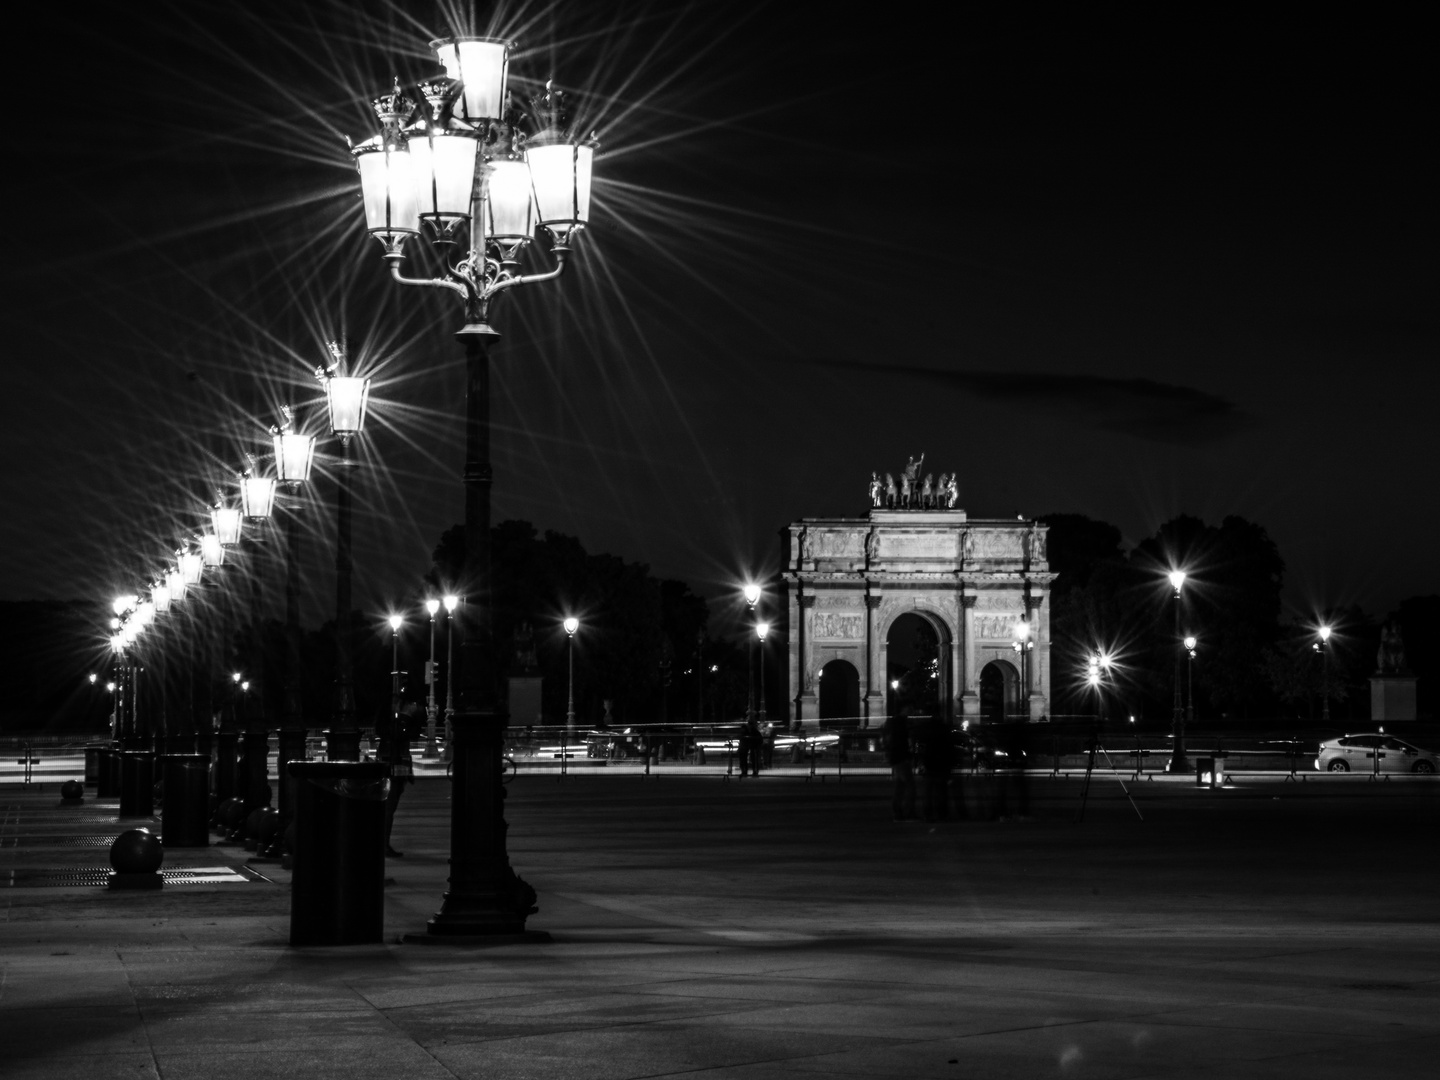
[
  {"xmin": 372, "ymin": 79, "xmax": 414, "ymax": 144},
  {"xmin": 418, "ymin": 76, "xmax": 458, "ymax": 124}
]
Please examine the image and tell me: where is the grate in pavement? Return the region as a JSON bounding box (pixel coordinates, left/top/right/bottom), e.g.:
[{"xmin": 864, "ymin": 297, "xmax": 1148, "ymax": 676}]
[{"xmin": 2, "ymin": 865, "xmax": 267, "ymax": 887}]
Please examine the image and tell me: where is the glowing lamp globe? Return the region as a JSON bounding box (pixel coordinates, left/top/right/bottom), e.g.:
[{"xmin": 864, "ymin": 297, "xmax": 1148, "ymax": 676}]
[
  {"xmin": 112, "ymin": 594, "xmax": 137, "ymax": 616},
  {"xmin": 563, "ymin": 616, "xmax": 579, "ymax": 636},
  {"xmin": 1319, "ymin": 625, "xmax": 1333, "ymax": 642},
  {"xmin": 166, "ymin": 569, "xmax": 186, "ymax": 602},
  {"xmin": 325, "ymin": 375, "xmax": 371, "ymax": 436},
  {"xmin": 426, "ymin": 598, "xmax": 440, "ymax": 616},
  {"xmin": 135, "ymin": 601, "xmax": 155, "ymax": 627},
  {"xmin": 179, "ymin": 550, "xmax": 203, "ymax": 585},
  {"xmin": 1015, "ymin": 619, "xmax": 1030, "ymax": 642},
  {"xmin": 273, "ymin": 431, "xmax": 315, "ymax": 483},
  {"xmin": 388, "ymin": 614, "xmax": 403, "ymax": 632},
  {"xmin": 431, "ymin": 37, "xmax": 510, "ymax": 123},
  {"xmin": 1184, "ymin": 635, "xmax": 1197, "ymax": 651},
  {"xmin": 485, "ymin": 157, "xmax": 535, "ymax": 246},
  {"xmin": 410, "ymin": 126, "xmax": 480, "ymax": 233},
  {"xmin": 526, "ymin": 140, "xmax": 593, "ymax": 241},
  {"xmin": 241, "ymin": 474, "xmax": 276, "ymax": 519},
  {"xmin": 200, "ymin": 533, "xmax": 225, "ymax": 567},
  {"xmin": 1168, "ymin": 570, "xmax": 1187, "ymax": 592},
  {"xmin": 742, "ymin": 584, "xmax": 761, "ymax": 607},
  {"xmin": 212, "ymin": 506, "xmax": 242, "ymax": 546},
  {"xmin": 443, "ymin": 594, "xmax": 459, "ymax": 613},
  {"xmin": 756, "ymin": 621, "xmax": 770, "ymax": 642}
]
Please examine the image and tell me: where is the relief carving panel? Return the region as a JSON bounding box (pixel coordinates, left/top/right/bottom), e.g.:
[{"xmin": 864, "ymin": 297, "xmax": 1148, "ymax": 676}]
[{"xmin": 812, "ymin": 612, "xmax": 864, "ymax": 640}]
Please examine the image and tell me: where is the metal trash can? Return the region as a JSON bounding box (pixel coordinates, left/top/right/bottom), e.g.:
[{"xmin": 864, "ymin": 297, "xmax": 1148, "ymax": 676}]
[
  {"xmin": 98, "ymin": 748, "xmax": 120, "ymax": 798},
  {"xmin": 84, "ymin": 746, "xmax": 101, "ymax": 786},
  {"xmin": 161, "ymin": 755, "xmax": 210, "ymax": 847},
  {"xmin": 288, "ymin": 761, "xmax": 389, "ymax": 946},
  {"xmin": 119, "ymin": 751, "xmax": 154, "ymax": 817}
]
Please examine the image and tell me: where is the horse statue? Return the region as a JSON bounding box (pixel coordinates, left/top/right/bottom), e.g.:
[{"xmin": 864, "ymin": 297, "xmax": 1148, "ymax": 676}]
[
  {"xmin": 899, "ymin": 472, "xmax": 913, "ymax": 507},
  {"xmin": 921, "ymin": 473, "xmax": 935, "ymax": 508},
  {"xmin": 884, "ymin": 472, "xmax": 898, "ymax": 507}
]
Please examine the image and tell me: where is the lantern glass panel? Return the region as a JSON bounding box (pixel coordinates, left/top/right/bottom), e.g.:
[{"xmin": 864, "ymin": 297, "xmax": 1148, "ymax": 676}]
[
  {"xmin": 485, "ymin": 157, "xmax": 534, "ymax": 242},
  {"xmin": 200, "ymin": 534, "xmax": 225, "ymax": 567},
  {"xmin": 212, "ymin": 506, "xmax": 243, "ymax": 545},
  {"xmin": 411, "ymin": 130, "xmax": 479, "ymax": 224},
  {"xmin": 326, "ymin": 376, "xmax": 371, "ymax": 435},
  {"xmin": 180, "ymin": 552, "xmax": 203, "ymax": 585},
  {"xmin": 241, "ymin": 476, "xmax": 276, "ymax": 519},
  {"xmin": 153, "ymin": 584, "xmax": 172, "ymax": 613},
  {"xmin": 166, "ymin": 570, "xmax": 186, "ymax": 601},
  {"xmin": 526, "ymin": 142, "xmax": 593, "ymax": 234},
  {"xmin": 354, "ymin": 141, "xmax": 420, "ymax": 240},
  {"xmin": 274, "ymin": 432, "xmax": 315, "ymax": 483},
  {"xmin": 136, "ymin": 601, "xmax": 155, "ymax": 626},
  {"xmin": 432, "ymin": 37, "xmax": 509, "ymax": 122}
]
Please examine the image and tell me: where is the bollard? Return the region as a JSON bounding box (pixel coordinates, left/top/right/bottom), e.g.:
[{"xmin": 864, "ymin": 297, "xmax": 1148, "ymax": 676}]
[
  {"xmin": 119, "ymin": 751, "xmax": 155, "ymax": 818},
  {"xmin": 108, "ymin": 827, "xmax": 164, "ymax": 890}
]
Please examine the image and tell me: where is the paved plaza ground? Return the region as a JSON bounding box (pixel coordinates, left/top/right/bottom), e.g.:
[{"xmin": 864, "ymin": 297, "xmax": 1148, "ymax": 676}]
[{"xmin": 2, "ymin": 769, "xmax": 1438, "ymax": 1079}]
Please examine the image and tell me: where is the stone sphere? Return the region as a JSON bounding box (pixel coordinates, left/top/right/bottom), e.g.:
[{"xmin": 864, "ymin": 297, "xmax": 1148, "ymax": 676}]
[
  {"xmin": 60, "ymin": 780, "xmax": 84, "ymax": 801},
  {"xmin": 110, "ymin": 828, "xmax": 164, "ymax": 873},
  {"xmin": 218, "ymin": 797, "xmax": 246, "ymax": 830}
]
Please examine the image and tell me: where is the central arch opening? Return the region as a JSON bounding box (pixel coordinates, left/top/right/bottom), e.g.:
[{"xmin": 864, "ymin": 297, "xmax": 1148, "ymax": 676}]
[{"xmin": 886, "ymin": 612, "xmax": 943, "ymax": 717}]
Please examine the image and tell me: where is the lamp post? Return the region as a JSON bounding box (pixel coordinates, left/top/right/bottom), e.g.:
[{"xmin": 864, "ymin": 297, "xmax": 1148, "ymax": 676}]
[
  {"xmin": 320, "ymin": 342, "xmax": 371, "ymax": 762},
  {"xmin": 755, "ymin": 621, "xmax": 770, "ymax": 729},
  {"xmin": 345, "ymin": 36, "xmax": 595, "ymax": 937},
  {"xmin": 443, "ymin": 594, "xmax": 458, "ymax": 746},
  {"xmin": 563, "ymin": 617, "xmax": 579, "ymax": 731},
  {"xmin": 743, "ymin": 584, "xmax": 760, "ymax": 721},
  {"xmin": 237, "ymin": 461, "xmax": 276, "ymax": 820},
  {"xmin": 424, "ymin": 599, "xmax": 441, "ymax": 758},
  {"xmin": 1184, "ymin": 635, "xmax": 1197, "ymax": 729},
  {"xmin": 1012, "ymin": 619, "xmax": 1033, "ymax": 721},
  {"xmin": 1167, "ymin": 570, "xmax": 1189, "ymax": 774},
  {"xmin": 1317, "ymin": 624, "xmax": 1333, "ymax": 722},
  {"xmin": 389, "ymin": 614, "xmax": 404, "ymax": 737},
  {"xmin": 270, "ymin": 408, "xmax": 316, "ymax": 855}
]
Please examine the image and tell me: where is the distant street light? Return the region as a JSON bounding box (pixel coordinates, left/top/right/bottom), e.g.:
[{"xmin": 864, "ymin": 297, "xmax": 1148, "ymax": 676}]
[
  {"xmin": 742, "ymin": 584, "xmax": 761, "ymax": 721},
  {"xmin": 1317, "ymin": 624, "xmax": 1333, "ymax": 722},
  {"xmin": 1184, "ymin": 635, "xmax": 1197, "ymax": 728},
  {"xmin": 564, "ymin": 617, "xmax": 579, "ymax": 731},
  {"xmin": 755, "ymin": 621, "xmax": 770, "ymax": 728},
  {"xmin": 443, "ymin": 595, "xmax": 459, "ymax": 744},
  {"xmin": 388, "ymin": 614, "xmax": 405, "ymax": 743},
  {"xmin": 1012, "ymin": 619, "xmax": 1033, "ymax": 721},
  {"xmin": 424, "ymin": 599, "xmax": 441, "ymax": 758},
  {"xmin": 1167, "ymin": 570, "xmax": 1190, "ymax": 774}
]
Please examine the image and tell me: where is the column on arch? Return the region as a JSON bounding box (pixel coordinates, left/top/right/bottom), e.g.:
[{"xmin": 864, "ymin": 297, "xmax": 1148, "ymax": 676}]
[
  {"xmin": 1026, "ymin": 591, "xmax": 1050, "ymax": 719},
  {"xmin": 795, "ymin": 593, "xmax": 817, "ymax": 723},
  {"xmin": 863, "ymin": 593, "xmax": 883, "ymax": 726},
  {"xmin": 960, "ymin": 593, "xmax": 980, "ymax": 718}
]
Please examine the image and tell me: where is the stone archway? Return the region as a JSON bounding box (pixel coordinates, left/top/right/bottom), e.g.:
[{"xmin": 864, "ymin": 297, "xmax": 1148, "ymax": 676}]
[
  {"xmin": 980, "ymin": 659, "xmax": 1020, "ymax": 723},
  {"xmin": 818, "ymin": 659, "xmax": 860, "ymax": 720},
  {"xmin": 884, "ymin": 610, "xmax": 949, "ymax": 719}
]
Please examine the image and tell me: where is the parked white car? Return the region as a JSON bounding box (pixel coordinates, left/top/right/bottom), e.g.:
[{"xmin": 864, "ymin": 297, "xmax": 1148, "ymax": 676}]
[{"xmin": 1315, "ymin": 734, "xmax": 1438, "ymax": 774}]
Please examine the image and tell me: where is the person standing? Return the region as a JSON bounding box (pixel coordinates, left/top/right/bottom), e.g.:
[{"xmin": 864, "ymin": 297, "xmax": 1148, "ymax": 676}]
[
  {"xmin": 885, "ymin": 708, "xmax": 917, "ymax": 820},
  {"xmin": 380, "ymin": 702, "xmax": 418, "ymax": 857},
  {"xmin": 738, "ymin": 715, "xmax": 762, "ymax": 777}
]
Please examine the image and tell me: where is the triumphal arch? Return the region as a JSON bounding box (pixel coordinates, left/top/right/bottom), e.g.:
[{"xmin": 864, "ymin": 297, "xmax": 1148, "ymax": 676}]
[{"xmin": 783, "ymin": 474, "xmax": 1053, "ymax": 727}]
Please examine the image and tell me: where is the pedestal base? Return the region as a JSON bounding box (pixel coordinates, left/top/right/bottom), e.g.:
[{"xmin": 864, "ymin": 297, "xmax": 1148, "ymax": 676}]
[
  {"xmin": 1370, "ymin": 675, "xmax": 1417, "ymax": 723},
  {"xmin": 108, "ymin": 871, "xmax": 163, "ymax": 890}
]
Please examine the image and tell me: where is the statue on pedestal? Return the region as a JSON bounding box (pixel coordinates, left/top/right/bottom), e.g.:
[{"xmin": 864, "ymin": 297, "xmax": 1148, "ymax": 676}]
[
  {"xmin": 868, "ymin": 472, "xmax": 882, "ymax": 507},
  {"xmin": 943, "ymin": 473, "xmax": 959, "ymax": 508},
  {"xmin": 1377, "ymin": 618, "xmax": 1408, "ymax": 674}
]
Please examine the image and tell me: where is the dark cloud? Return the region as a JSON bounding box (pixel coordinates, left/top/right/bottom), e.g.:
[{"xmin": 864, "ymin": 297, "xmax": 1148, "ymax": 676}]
[{"xmin": 786, "ymin": 357, "xmax": 1254, "ymax": 445}]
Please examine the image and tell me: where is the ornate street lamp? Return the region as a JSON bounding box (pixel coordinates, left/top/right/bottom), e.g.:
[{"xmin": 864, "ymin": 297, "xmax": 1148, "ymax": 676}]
[
  {"xmin": 388, "ymin": 613, "xmax": 404, "ymax": 737},
  {"xmin": 212, "ymin": 498, "xmax": 243, "ymax": 547},
  {"xmin": 1184, "ymin": 635, "xmax": 1197, "ymax": 728},
  {"xmin": 318, "ymin": 342, "xmax": 372, "ymax": 761},
  {"xmin": 271, "ymin": 406, "xmax": 316, "ymax": 850},
  {"xmin": 563, "ymin": 616, "xmax": 579, "ymax": 731},
  {"xmin": 1317, "ymin": 624, "xmax": 1333, "ymax": 722},
  {"xmin": 742, "ymin": 585, "xmax": 761, "ymax": 721},
  {"xmin": 1166, "ymin": 569, "xmax": 1189, "ymax": 774},
  {"xmin": 179, "ymin": 547, "xmax": 204, "ymax": 586},
  {"xmin": 239, "ymin": 462, "xmax": 277, "ymax": 521},
  {"xmin": 344, "ymin": 35, "xmax": 597, "ymax": 937}
]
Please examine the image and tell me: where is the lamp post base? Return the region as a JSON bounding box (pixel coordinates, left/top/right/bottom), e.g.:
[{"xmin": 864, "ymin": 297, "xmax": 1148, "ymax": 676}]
[
  {"xmin": 425, "ymin": 708, "xmax": 538, "ymax": 937},
  {"xmin": 1166, "ymin": 752, "xmax": 1191, "ymax": 775}
]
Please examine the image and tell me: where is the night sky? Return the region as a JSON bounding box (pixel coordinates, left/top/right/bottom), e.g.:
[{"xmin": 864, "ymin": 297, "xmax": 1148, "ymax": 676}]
[{"xmin": 2, "ymin": 1, "xmax": 1434, "ymax": 631}]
